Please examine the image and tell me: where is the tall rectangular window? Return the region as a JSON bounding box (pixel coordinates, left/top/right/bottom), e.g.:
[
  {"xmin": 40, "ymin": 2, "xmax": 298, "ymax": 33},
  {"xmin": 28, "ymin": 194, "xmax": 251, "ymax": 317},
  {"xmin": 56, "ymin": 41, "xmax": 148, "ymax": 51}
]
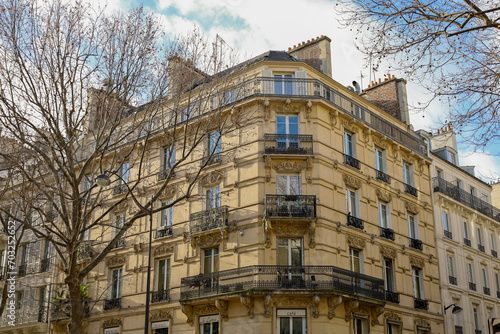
[
  {"xmin": 378, "ymin": 202, "xmax": 390, "ymax": 228},
  {"xmin": 473, "ymin": 307, "xmax": 481, "ymax": 331},
  {"xmin": 490, "ymin": 233, "xmax": 497, "ymax": 251},
  {"xmin": 375, "ymin": 147, "xmax": 385, "ymax": 172},
  {"xmin": 463, "ymin": 221, "xmax": 470, "ymax": 240},
  {"xmin": 412, "ymin": 267, "xmax": 424, "ymax": 299},
  {"xmin": 403, "ymin": 162, "xmax": 413, "ymax": 186},
  {"xmin": 482, "ymin": 267, "xmax": 489, "ymax": 290},
  {"xmin": 277, "ymin": 309, "xmax": 306, "ymax": 334},
  {"xmin": 274, "ymin": 74, "xmax": 293, "ymax": 95},
  {"xmin": 349, "ymin": 248, "xmax": 363, "ymax": 274},
  {"xmin": 436, "ymin": 168, "xmax": 443, "ymax": 179},
  {"xmin": 207, "ymin": 131, "xmax": 221, "ymax": 155},
  {"xmin": 467, "ymin": 262, "xmax": 475, "ymax": 290},
  {"xmin": 110, "ymin": 268, "xmax": 122, "ymax": 299},
  {"xmin": 383, "ymin": 258, "xmax": 395, "ymax": 292},
  {"xmin": 277, "ymin": 238, "xmax": 303, "ymax": 267},
  {"xmin": 114, "ymin": 214, "xmax": 125, "ymax": 238},
  {"xmin": 442, "ymin": 212, "xmax": 450, "ymax": 232},
  {"xmin": 120, "ymin": 162, "xmax": 130, "ymax": 184},
  {"xmin": 353, "ymin": 316, "xmax": 368, "ymax": 334},
  {"xmin": 199, "ymin": 315, "xmax": 219, "ymax": 334},
  {"xmin": 344, "ymin": 132, "xmax": 356, "ymax": 157},
  {"xmin": 160, "ymin": 201, "xmax": 173, "ymax": 228},
  {"xmin": 346, "ymin": 188, "xmax": 358, "ymax": 218},
  {"xmin": 156, "ymin": 258, "xmax": 170, "ymax": 292},
  {"xmin": 205, "ymin": 187, "xmax": 220, "ymax": 210},
  {"xmin": 203, "ymin": 248, "xmax": 219, "ymax": 275},
  {"xmin": 408, "ymin": 214, "xmax": 419, "ymax": 239},
  {"xmin": 495, "ymin": 272, "xmax": 500, "ymax": 295},
  {"xmin": 163, "ymin": 146, "xmax": 175, "ymax": 171},
  {"xmin": 276, "ymin": 115, "xmax": 299, "ymax": 150},
  {"xmin": 447, "ymin": 255, "xmax": 456, "ymax": 285},
  {"xmin": 276, "ymin": 174, "xmax": 301, "ymax": 195}
]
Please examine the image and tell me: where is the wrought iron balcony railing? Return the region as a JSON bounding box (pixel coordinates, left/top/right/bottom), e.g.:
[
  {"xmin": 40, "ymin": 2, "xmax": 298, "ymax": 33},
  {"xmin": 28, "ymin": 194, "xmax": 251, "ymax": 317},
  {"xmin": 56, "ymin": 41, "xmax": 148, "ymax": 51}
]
[
  {"xmin": 444, "ymin": 230, "xmax": 453, "ymax": 239},
  {"xmin": 478, "ymin": 244, "xmax": 485, "ymax": 252},
  {"xmin": 151, "ymin": 290, "xmax": 170, "ymax": 303},
  {"xmin": 40, "ymin": 258, "xmax": 50, "ymax": 273},
  {"xmin": 347, "ymin": 214, "xmax": 364, "ymax": 230},
  {"xmin": 265, "ymin": 195, "xmax": 317, "ymax": 219},
  {"xmin": 464, "ymin": 238, "xmax": 471, "ymax": 247},
  {"xmin": 414, "ymin": 298, "xmax": 429, "ymax": 310},
  {"xmin": 492, "ymin": 250, "xmax": 498, "ymax": 258},
  {"xmin": 112, "ymin": 238, "xmax": 125, "ymax": 249},
  {"xmin": 264, "ymin": 134, "xmax": 313, "ymax": 155},
  {"xmin": 449, "ymin": 276, "xmax": 457, "ymax": 285},
  {"xmin": 113, "ymin": 184, "xmax": 128, "ymax": 195},
  {"xmin": 433, "ymin": 177, "xmax": 500, "ymax": 222},
  {"xmin": 404, "ymin": 183, "xmax": 418, "ymax": 197},
  {"xmin": 77, "ymin": 241, "xmax": 93, "ymax": 262},
  {"xmin": 180, "ymin": 265, "xmax": 385, "ymax": 302},
  {"xmin": 155, "ymin": 226, "xmax": 173, "ymax": 239},
  {"xmin": 104, "ymin": 298, "xmax": 121, "ymax": 310},
  {"xmin": 376, "ymin": 170, "xmax": 391, "ymax": 184},
  {"xmin": 344, "ymin": 154, "xmax": 360, "ymax": 169},
  {"xmin": 385, "ymin": 290, "xmax": 400, "ymax": 304},
  {"xmin": 189, "ymin": 206, "xmax": 229, "ymax": 235},
  {"xmin": 380, "ymin": 227, "xmax": 395, "ymax": 241},
  {"xmin": 18, "ymin": 264, "xmax": 27, "ymax": 277},
  {"xmin": 202, "ymin": 153, "xmax": 221, "ymax": 166},
  {"xmin": 409, "ymin": 238, "xmax": 423, "ymax": 251},
  {"xmin": 469, "ymin": 282, "xmax": 477, "ymax": 291},
  {"xmin": 484, "ymin": 287, "xmax": 490, "ymax": 295},
  {"xmin": 455, "ymin": 326, "xmax": 463, "ymax": 334}
]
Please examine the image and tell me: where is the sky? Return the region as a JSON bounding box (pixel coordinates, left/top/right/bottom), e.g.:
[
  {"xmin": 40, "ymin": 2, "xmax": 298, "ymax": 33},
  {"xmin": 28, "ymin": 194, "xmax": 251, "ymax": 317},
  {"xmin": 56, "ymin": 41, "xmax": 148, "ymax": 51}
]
[{"xmin": 101, "ymin": 0, "xmax": 499, "ymax": 183}]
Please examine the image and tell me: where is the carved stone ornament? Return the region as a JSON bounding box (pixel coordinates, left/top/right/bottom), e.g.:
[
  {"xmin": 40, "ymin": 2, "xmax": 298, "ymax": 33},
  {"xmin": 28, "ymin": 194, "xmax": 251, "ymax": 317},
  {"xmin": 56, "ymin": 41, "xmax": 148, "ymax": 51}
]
[
  {"xmin": 414, "ymin": 318, "xmax": 430, "ymax": 328},
  {"xmin": 199, "ymin": 171, "xmax": 223, "ymax": 187},
  {"xmin": 405, "ymin": 200, "xmax": 420, "ymax": 214},
  {"xmin": 376, "ymin": 189, "xmax": 392, "ymax": 203},
  {"xmin": 373, "ymin": 138, "xmax": 388, "ymax": 149},
  {"xmin": 344, "ymin": 300, "xmax": 360, "ymax": 322},
  {"xmin": 343, "ymin": 173, "xmax": 362, "ymax": 189},
  {"xmin": 371, "ymin": 306, "xmax": 384, "ymax": 326},
  {"xmin": 312, "ymin": 295, "xmax": 320, "ymax": 318},
  {"xmin": 273, "ymin": 103, "xmax": 302, "ymax": 115},
  {"xmin": 329, "ymin": 109, "xmax": 339, "ymax": 127},
  {"xmin": 154, "ymin": 243, "xmax": 174, "ymax": 257},
  {"xmin": 410, "ymin": 255, "xmax": 425, "ymax": 268},
  {"xmin": 215, "ymin": 299, "xmax": 229, "ymax": 322},
  {"xmin": 271, "ymin": 160, "xmax": 307, "ymax": 172},
  {"xmin": 327, "ymin": 296, "xmax": 342, "ymax": 319},
  {"xmin": 197, "ymin": 304, "xmax": 219, "ymax": 315},
  {"xmin": 262, "ymin": 99, "xmax": 271, "ymax": 120},
  {"xmin": 150, "ymin": 310, "xmax": 172, "ymax": 321},
  {"xmin": 191, "ymin": 232, "xmax": 225, "ymax": 248},
  {"xmin": 380, "ymin": 246, "xmax": 397, "ymax": 259},
  {"xmin": 347, "ymin": 235, "xmax": 366, "ymax": 249},
  {"xmin": 392, "ymin": 144, "xmax": 400, "ymax": 159},
  {"xmin": 103, "ymin": 319, "xmax": 122, "ymax": 328},
  {"xmin": 159, "ymin": 185, "xmax": 176, "ymax": 200},
  {"xmin": 240, "ymin": 296, "xmax": 254, "ymax": 319},
  {"xmin": 106, "ymin": 255, "xmax": 125, "ymax": 267},
  {"xmin": 271, "ymin": 221, "xmax": 309, "ymax": 237},
  {"xmin": 384, "ymin": 311, "xmax": 401, "ymax": 322},
  {"xmin": 306, "ymin": 100, "xmax": 313, "ymax": 121},
  {"xmin": 341, "ymin": 120, "xmax": 358, "ymax": 134},
  {"xmin": 273, "ymin": 296, "xmax": 312, "ymax": 308},
  {"xmin": 181, "ymin": 305, "xmax": 194, "ymax": 325},
  {"xmin": 264, "ymin": 294, "xmax": 272, "ymax": 318}
]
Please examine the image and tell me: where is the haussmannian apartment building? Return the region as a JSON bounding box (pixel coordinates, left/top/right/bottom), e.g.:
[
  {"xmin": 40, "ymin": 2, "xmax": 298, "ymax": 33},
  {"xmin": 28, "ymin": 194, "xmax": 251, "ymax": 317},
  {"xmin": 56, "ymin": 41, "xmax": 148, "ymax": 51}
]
[{"xmin": 0, "ymin": 36, "xmax": 448, "ymax": 334}]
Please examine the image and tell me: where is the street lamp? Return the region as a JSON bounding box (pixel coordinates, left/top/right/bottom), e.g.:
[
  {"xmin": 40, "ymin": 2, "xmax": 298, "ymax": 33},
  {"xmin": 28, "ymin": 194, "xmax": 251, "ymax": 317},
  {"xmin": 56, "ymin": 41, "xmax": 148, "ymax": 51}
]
[
  {"xmin": 95, "ymin": 172, "xmax": 153, "ymax": 334},
  {"xmin": 444, "ymin": 303, "xmax": 463, "ymax": 314}
]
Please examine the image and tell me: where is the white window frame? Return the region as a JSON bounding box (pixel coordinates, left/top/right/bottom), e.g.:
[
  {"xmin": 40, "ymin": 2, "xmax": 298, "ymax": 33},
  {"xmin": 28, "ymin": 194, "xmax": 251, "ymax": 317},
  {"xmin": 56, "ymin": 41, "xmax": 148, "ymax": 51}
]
[
  {"xmin": 467, "ymin": 262, "xmax": 475, "ymax": 284},
  {"xmin": 412, "ymin": 267, "xmax": 424, "ymax": 299},
  {"xmin": 463, "ymin": 221, "xmax": 469, "ymax": 240},
  {"xmin": 346, "ymin": 187, "xmax": 359, "ymax": 218},
  {"xmin": 378, "ymin": 202, "xmax": 390, "ymax": 228},
  {"xmin": 447, "ymin": 255, "xmax": 455, "ymax": 278},
  {"xmin": 159, "ymin": 200, "xmax": 173, "ymax": 228},
  {"xmin": 205, "ymin": 186, "xmax": 220, "ymax": 210},
  {"xmin": 109, "ymin": 267, "xmax": 122, "ymax": 299},
  {"xmin": 442, "ymin": 212, "xmax": 450, "ymax": 232},
  {"xmin": 490, "ymin": 232, "xmax": 497, "ymax": 251},
  {"xmin": 114, "ymin": 213, "xmax": 125, "ymax": 238},
  {"xmin": 403, "ymin": 162, "xmax": 413, "ymax": 186},
  {"xmin": 276, "ymin": 173, "xmax": 301, "ymax": 196},
  {"xmin": 383, "ymin": 258, "xmax": 395, "ymax": 292},
  {"xmin": 473, "ymin": 307, "xmax": 481, "ymax": 331},
  {"xmin": 343, "ymin": 131, "xmax": 356, "ymax": 158},
  {"xmin": 349, "ymin": 247, "xmax": 363, "ymax": 274},
  {"xmin": 277, "ymin": 309, "xmax": 307, "ymax": 334},
  {"xmin": 375, "ymin": 147, "xmax": 386, "ymax": 172},
  {"xmin": 119, "ymin": 162, "xmax": 130, "ymax": 184},
  {"xmin": 163, "ymin": 146, "xmax": 175, "ymax": 171},
  {"xmin": 155, "ymin": 258, "xmax": 170, "ymax": 291},
  {"xmin": 199, "ymin": 315, "xmax": 219, "ymax": 334},
  {"xmin": 482, "ymin": 267, "xmax": 489, "ymax": 288},
  {"xmin": 477, "ymin": 226, "xmax": 484, "ymax": 246},
  {"xmin": 353, "ymin": 316, "xmax": 369, "ymax": 334},
  {"xmin": 203, "ymin": 247, "xmax": 219, "ymax": 275},
  {"xmin": 408, "ymin": 214, "xmax": 419, "ymax": 240},
  {"xmin": 277, "ymin": 238, "xmax": 304, "ymax": 267}
]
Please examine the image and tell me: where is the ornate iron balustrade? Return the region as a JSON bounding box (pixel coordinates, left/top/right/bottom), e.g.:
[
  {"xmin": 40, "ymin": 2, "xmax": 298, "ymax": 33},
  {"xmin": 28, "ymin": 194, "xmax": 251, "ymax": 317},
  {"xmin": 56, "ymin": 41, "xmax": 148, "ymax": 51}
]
[
  {"xmin": 492, "ymin": 250, "xmax": 498, "ymax": 258},
  {"xmin": 469, "ymin": 282, "xmax": 477, "ymax": 291},
  {"xmin": 414, "ymin": 298, "xmax": 428, "ymax": 310},
  {"xmin": 264, "ymin": 134, "xmax": 313, "ymax": 155},
  {"xmin": 189, "ymin": 206, "xmax": 229, "ymax": 235},
  {"xmin": 202, "ymin": 153, "xmax": 221, "ymax": 166},
  {"xmin": 40, "ymin": 258, "xmax": 50, "ymax": 272},
  {"xmin": 77, "ymin": 241, "xmax": 94, "ymax": 262},
  {"xmin": 478, "ymin": 244, "xmax": 485, "ymax": 252},
  {"xmin": 464, "ymin": 238, "xmax": 471, "ymax": 247},
  {"xmin": 444, "ymin": 230, "xmax": 453, "ymax": 239},
  {"xmin": 385, "ymin": 290, "xmax": 400, "ymax": 304},
  {"xmin": 265, "ymin": 195, "xmax": 317, "ymax": 219},
  {"xmin": 376, "ymin": 170, "xmax": 391, "ymax": 184},
  {"xmin": 409, "ymin": 238, "xmax": 423, "ymax": 251},
  {"xmin": 404, "ymin": 183, "xmax": 418, "ymax": 197},
  {"xmin": 180, "ymin": 265, "xmax": 385, "ymax": 302},
  {"xmin": 104, "ymin": 298, "xmax": 121, "ymax": 310},
  {"xmin": 455, "ymin": 326, "xmax": 463, "ymax": 334},
  {"xmin": 151, "ymin": 290, "xmax": 170, "ymax": 303},
  {"xmin": 484, "ymin": 287, "xmax": 490, "ymax": 295},
  {"xmin": 113, "ymin": 184, "xmax": 128, "ymax": 195},
  {"xmin": 112, "ymin": 238, "xmax": 125, "ymax": 249},
  {"xmin": 18, "ymin": 264, "xmax": 27, "ymax": 277},
  {"xmin": 380, "ymin": 227, "xmax": 395, "ymax": 241},
  {"xmin": 344, "ymin": 154, "xmax": 360, "ymax": 169},
  {"xmin": 155, "ymin": 226, "xmax": 173, "ymax": 239},
  {"xmin": 449, "ymin": 276, "xmax": 457, "ymax": 285},
  {"xmin": 347, "ymin": 214, "xmax": 364, "ymax": 230},
  {"xmin": 433, "ymin": 177, "xmax": 500, "ymax": 222}
]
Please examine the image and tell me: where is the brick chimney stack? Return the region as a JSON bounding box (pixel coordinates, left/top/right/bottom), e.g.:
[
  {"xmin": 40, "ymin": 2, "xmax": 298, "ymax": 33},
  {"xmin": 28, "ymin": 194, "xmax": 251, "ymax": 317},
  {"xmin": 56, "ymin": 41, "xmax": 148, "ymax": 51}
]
[{"xmin": 288, "ymin": 35, "xmax": 332, "ymax": 77}]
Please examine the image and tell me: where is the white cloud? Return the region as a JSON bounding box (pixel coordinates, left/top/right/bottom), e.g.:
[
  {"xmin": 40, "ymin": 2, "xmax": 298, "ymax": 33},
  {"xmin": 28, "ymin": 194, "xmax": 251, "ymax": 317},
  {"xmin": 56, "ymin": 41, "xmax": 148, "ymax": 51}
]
[{"xmin": 459, "ymin": 151, "xmax": 500, "ymax": 182}]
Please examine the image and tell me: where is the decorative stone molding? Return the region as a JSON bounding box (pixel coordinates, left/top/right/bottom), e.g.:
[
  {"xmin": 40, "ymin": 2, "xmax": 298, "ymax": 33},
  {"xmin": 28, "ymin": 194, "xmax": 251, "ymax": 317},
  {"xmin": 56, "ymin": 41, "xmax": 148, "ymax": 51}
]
[
  {"xmin": 150, "ymin": 310, "xmax": 172, "ymax": 321},
  {"xmin": 197, "ymin": 304, "xmax": 219, "ymax": 315},
  {"xmin": 363, "ymin": 128, "xmax": 371, "ymax": 143},
  {"xmin": 273, "ymin": 296, "xmax": 312, "ymax": 308},
  {"xmin": 309, "ymin": 221, "xmax": 316, "ymax": 249},
  {"xmin": 181, "ymin": 305, "xmax": 194, "ymax": 325},
  {"xmin": 215, "ymin": 300, "xmax": 229, "ymax": 322},
  {"xmin": 343, "ymin": 173, "xmax": 362, "ymax": 189},
  {"xmin": 371, "ymin": 306, "xmax": 384, "ymax": 326},
  {"xmin": 402, "ymin": 152, "xmax": 415, "ymax": 164},
  {"xmin": 271, "ymin": 161, "xmax": 307, "ymax": 172},
  {"xmin": 376, "ymin": 189, "xmax": 392, "ymax": 203},
  {"xmin": 409, "ymin": 255, "xmax": 425, "ymax": 268},
  {"xmin": 414, "ymin": 318, "xmax": 430, "ymax": 328},
  {"xmin": 240, "ymin": 296, "xmax": 254, "ymax": 319},
  {"xmin": 191, "ymin": 233, "xmax": 224, "ymax": 249},
  {"xmin": 341, "ymin": 120, "xmax": 359, "ymax": 134},
  {"xmin": 373, "ymin": 138, "xmax": 388, "ymax": 149},
  {"xmin": 347, "ymin": 235, "xmax": 366, "ymax": 249},
  {"xmin": 265, "ymin": 173, "xmax": 271, "ymax": 183},
  {"xmin": 264, "ymin": 155, "xmax": 272, "ymax": 168},
  {"xmin": 159, "ymin": 185, "xmax": 176, "ymax": 200},
  {"xmin": 392, "ymin": 144, "xmax": 400, "ymax": 159},
  {"xmin": 262, "ymin": 99, "xmax": 271, "ymax": 120},
  {"xmin": 380, "ymin": 246, "xmax": 397, "ymax": 259},
  {"xmin": 344, "ymin": 300, "xmax": 359, "ymax": 322},
  {"xmin": 312, "ymin": 295, "xmax": 320, "ymax": 318},
  {"xmin": 103, "ymin": 319, "xmax": 122, "ymax": 328},
  {"xmin": 273, "ymin": 103, "xmax": 302, "ymax": 115},
  {"xmin": 106, "ymin": 255, "xmax": 125, "ymax": 267},
  {"xmin": 264, "ymin": 294, "xmax": 272, "ymax": 318},
  {"xmin": 329, "ymin": 110, "xmax": 338, "ymax": 127},
  {"xmin": 384, "ymin": 311, "xmax": 401, "ymax": 322},
  {"xmin": 154, "ymin": 243, "xmax": 174, "ymax": 257},
  {"xmin": 405, "ymin": 200, "xmax": 420, "ymax": 214},
  {"xmin": 199, "ymin": 171, "xmax": 223, "ymax": 187},
  {"xmin": 271, "ymin": 221, "xmax": 310, "ymax": 237},
  {"xmin": 305, "ymin": 100, "xmax": 313, "ymax": 121},
  {"xmin": 327, "ymin": 296, "xmax": 342, "ymax": 319}
]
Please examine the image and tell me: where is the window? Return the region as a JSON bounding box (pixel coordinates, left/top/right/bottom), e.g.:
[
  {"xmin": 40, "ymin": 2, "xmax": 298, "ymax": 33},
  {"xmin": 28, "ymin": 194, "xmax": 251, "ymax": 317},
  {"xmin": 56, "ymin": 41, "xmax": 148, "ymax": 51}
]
[
  {"xmin": 277, "ymin": 309, "xmax": 306, "ymax": 334},
  {"xmin": 482, "ymin": 267, "xmax": 489, "ymax": 289},
  {"xmin": 15, "ymin": 291, "xmax": 23, "ymax": 309},
  {"xmin": 156, "ymin": 258, "xmax": 170, "ymax": 292},
  {"xmin": 151, "ymin": 321, "xmax": 169, "ymax": 334},
  {"xmin": 110, "ymin": 268, "xmax": 122, "ymax": 300},
  {"xmin": 467, "ymin": 262, "xmax": 476, "ymax": 290},
  {"xmin": 114, "ymin": 214, "xmax": 125, "ymax": 238},
  {"xmin": 159, "ymin": 201, "xmax": 173, "ymax": 228},
  {"xmin": 82, "ymin": 174, "xmax": 91, "ymax": 192},
  {"xmin": 162, "ymin": 146, "xmax": 175, "ymax": 171},
  {"xmin": 408, "ymin": 214, "xmax": 419, "ymax": 239},
  {"xmin": 353, "ymin": 316, "xmax": 368, "ymax": 334},
  {"xmin": 495, "ymin": 272, "xmax": 500, "ymax": 295},
  {"xmin": 276, "ymin": 174, "xmax": 301, "ymax": 196},
  {"xmin": 119, "ymin": 162, "xmax": 130, "ymax": 184},
  {"xmin": 477, "ymin": 226, "xmax": 484, "ymax": 250},
  {"xmin": 375, "ymin": 147, "xmax": 386, "ymax": 172},
  {"xmin": 344, "ymin": 131, "xmax": 356, "ymax": 158},
  {"xmin": 383, "ymin": 258, "xmax": 395, "ymax": 292},
  {"xmin": 277, "ymin": 238, "xmax": 303, "ymax": 267},
  {"xmin": 205, "ymin": 131, "xmax": 221, "ymax": 164},
  {"xmin": 199, "ymin": 315, "xmax": 219, "ymax": 334},
  {"xmin": 387, "ymin": 322, "xmax": 401, "ymax": 334},
  {"xmin": 349, "ymin": 248, "xmax": 363, "ymax": 274},
  {"xmin": 436, "ymin": 168, "xmax": 443, "ymax": 179},
  {"xmin": 205, "ymin": 187, "xmax": 220, "ymax": 210},
  {"xmin": 448, "ymin": 151, "xmax": 456, "ymax": 165},
  {"xmin": 274, "ymin": 74, "xmax": 293, "ymax": 95},
  {"xmin": 412, "ymin": 267, "xmax": 424, "ymax": 299},
  {"xmin": 473, "ymin": 307, "xmax": 481, "ymax": 332},
  {"xmin": 456, "ymin": 178, "xmax": 463, "ymax": 189},
  {"xmin": 470, "ymin": 186, "xmax": 477, "ymax": 197},
  {"xmin": 276, "ymin": 115, "xmax": 299, "ymax": 150},
  {"xmin": 490, "ymin": 233, "xmax": 497, "ymax": 254},
  {"xmin": 463, "ymin": 221, "xmax": 470, "ymax": 242},
  {"xmin": 264, "ymin": 70, "xmax": 307, "ymax": 95},
  {"xmin": 403, "ymin": 162, "xmax": 413, "ymax": 186},
  {"xmin": 447, "ymin": 255, "xmax": 456, "ymax": 284},
  {"xmin": 203, "ymin": 248, "xmax": 219, "ymax": 275},
  {"xmin": 379, "ymin": 202, "xmax": 390, "ymax": 228},
  {"xmin": 481, "ymin": 192, "xmax": 488, "ymax": 203},
  {"xmin": 442, "ymin": 212, "xmax": 451, "ymax": 238},
  {"xmin": 346, "ymin": 188, "xmax": 359, "ymax": 218}
]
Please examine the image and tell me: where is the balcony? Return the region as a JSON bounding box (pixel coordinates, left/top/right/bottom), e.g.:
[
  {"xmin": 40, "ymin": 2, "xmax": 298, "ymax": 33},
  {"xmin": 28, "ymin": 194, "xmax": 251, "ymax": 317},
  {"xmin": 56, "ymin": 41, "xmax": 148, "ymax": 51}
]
[
  {"xmin": 404, "ymin": 183, "xmax": 418, "ymax": 197},
  {"xmin": 414, "ymin": 298, "xmax": 429, "ymax": 310},
  {"xmin": 155, "ymin": 226, "xmax": 173, "ymax": 239},
  {"xmin": 77, "ymin": 241, "xmax": 94, "ymax": 262},
  {"xmin": 344, "ymin": 154, "xmax": 360, "ymax": 170},
  {"xmin": 112, "ymin": 238, "xmax": 125, "ymax": 249},
  {"xmin": 385, "ymin": 290, "xmax": 400, "ymax": 304},
  {"xmin": 380, "ymin": 227, "xmax": 395, "ymax": 241},
  {"xmin": 180, "ymin": 265, "xmax": 385, "ymax": 302},
  {"xmin": 409, "ymin": 238, "xmax": 423, "ymax": 251},
  {"xmin": 264, "ymin": 134, "xmax": 313, "ymax": 155},
  {"xmin": 201, "ymin": 153, "xmax": 221, "ymax": 166},
  {"xmin": 449, "ymin": 276, "xmax": 457, "ymax": 285},
  {"xmin": 464, "ymin": 238, "xmax": 471, "ymax": 247},
  {"xmin": 455, "ymin": 326, "xmax": 463, "ymax": 334},
  {"xmin": 376, "ymin": 170, "xmax": 391, "ymax": 184},
  {"xmin": 433, "ymin": 177, "xmax": 500, "ymax": 222},
  {"xmin": 484, "ymin": 287, "xmax": 490, "ymax": 295},
  {"xmin": 113, "ymin": 184, "xmax": 127, "ymax": 195},
  {"xmin": 492, "ymin": 250, "xmax": 498, "ymax": 258},
  {"xmin": 478, "ymin": 244, "xmax": 485, "ymax": 253},
  {"xmin": 347, "ymin": 214, "xmax": 364, "ymax": 230},
  {"xmin": 444, "ymin": 230, "xmax": 453, "ymax": 239},
  {"xmin": 19, "ymin": 264, "xmax": 27, "ymax": 277},
  {"xmin": 104, "ymin": 298, "xmax": 121, "ymax": 310},
  {"xmin": 152, "ymin": 290, "xmax": 170, "ymax": 303},
  {"xmin": 40, "ymin": 258, "xmax": 50, "ymax": 273},
  {"xmin": 189, "ymin": 206, "xmax": 229, "ymax": 235},
  {"xmin": 265, "ymin": 195, "xmax": 316, "ymax": 219},
  {"xmin": 469, "ymin": 282, "xmax": 477, "ymax": 291}
]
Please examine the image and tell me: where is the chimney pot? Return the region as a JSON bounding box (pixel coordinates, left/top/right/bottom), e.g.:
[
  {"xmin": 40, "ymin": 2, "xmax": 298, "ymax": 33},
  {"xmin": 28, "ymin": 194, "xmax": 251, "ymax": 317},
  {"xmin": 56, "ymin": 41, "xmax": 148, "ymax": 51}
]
[
  {"xmin": 378, "ymin": 78, "xmax": 381, "ymax": 83},
  {"xmin": 288, "ymin": 47, "xmax": 291, "ymax": 51}
]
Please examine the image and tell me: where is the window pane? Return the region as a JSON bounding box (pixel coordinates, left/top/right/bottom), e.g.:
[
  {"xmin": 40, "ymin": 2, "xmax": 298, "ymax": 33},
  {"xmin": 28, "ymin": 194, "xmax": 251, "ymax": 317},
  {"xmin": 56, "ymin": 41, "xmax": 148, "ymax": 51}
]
[
  {"xmin": 280, "ymin": 317, "xmax": 290, "ymax": 334},
  {"xmin": 276, "ymin": 175, "xmax": 288, "ymax": 195},
  {"xmin": 212, "ymin": 322, "xmax": 219, "ymax": 334},
  {"xmin": 292, "ymin": 317, "xmax": 303, "ymax": 334},
  {"xmin": 288, "ymin": 116, "xmax": 298, "ymax": 135},
  {"xmin": 158, "ymin": 259, "xmax": 165, "ymax": 290}
]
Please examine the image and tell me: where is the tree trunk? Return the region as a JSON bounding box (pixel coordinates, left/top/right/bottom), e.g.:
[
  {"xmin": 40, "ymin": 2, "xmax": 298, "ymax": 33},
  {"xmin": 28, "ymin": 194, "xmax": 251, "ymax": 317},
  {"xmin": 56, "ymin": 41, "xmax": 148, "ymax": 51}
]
[{"xmin": 66, "ymin": 275, "xmax": 87, "ymax": 334}]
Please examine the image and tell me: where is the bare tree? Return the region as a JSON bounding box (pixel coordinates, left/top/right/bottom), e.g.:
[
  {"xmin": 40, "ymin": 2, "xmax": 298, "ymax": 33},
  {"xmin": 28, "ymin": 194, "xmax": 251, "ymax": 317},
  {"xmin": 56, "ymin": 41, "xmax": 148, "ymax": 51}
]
[
  {"xmin": 336, "ymin": 0, "xmax": 500, "ymax": 151},
  {"xmin": 0, "ymin": 0, "xmax": 254, "ymax": 333}
]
